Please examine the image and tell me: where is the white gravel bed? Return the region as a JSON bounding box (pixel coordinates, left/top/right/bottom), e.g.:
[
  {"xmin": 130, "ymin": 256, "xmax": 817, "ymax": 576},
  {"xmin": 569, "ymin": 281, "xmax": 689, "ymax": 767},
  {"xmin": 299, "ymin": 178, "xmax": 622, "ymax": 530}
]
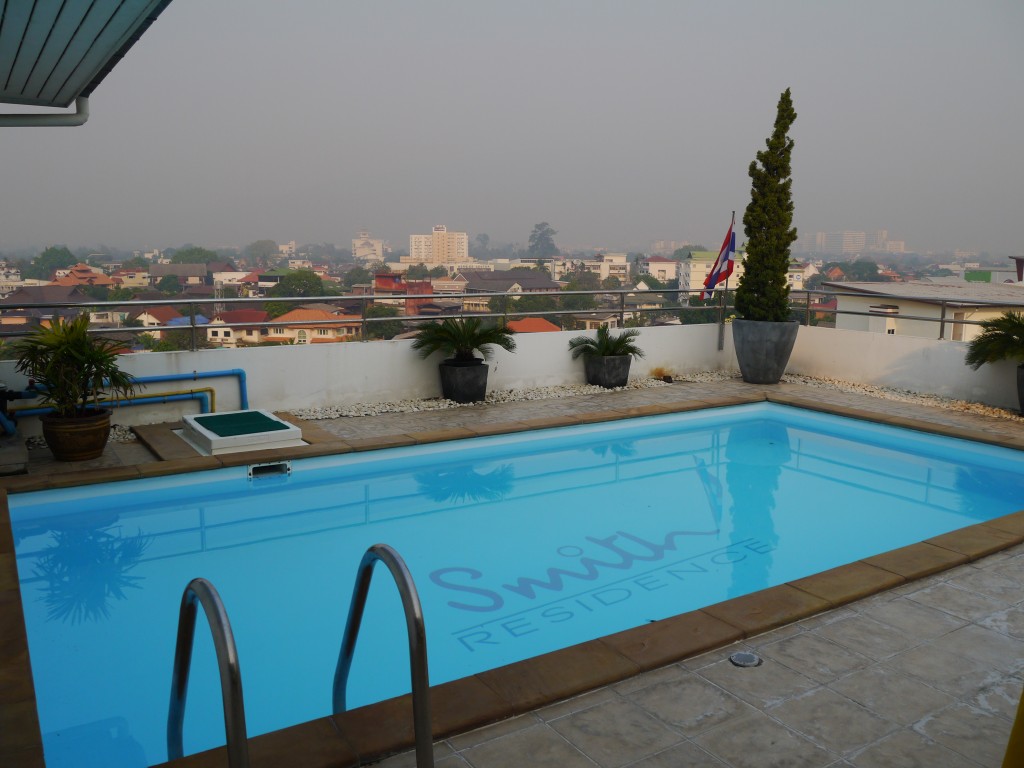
[
  {"xmin": 292, "ymin": 371, "xmax": 1023, "ymax": 423},
  {"xmin": 679, "ymin": 370, "xmax": 1024, "ymax": 423},
  {"xmin": 291, "ymin": 378, "xmax": 671, "ymax": 420}
]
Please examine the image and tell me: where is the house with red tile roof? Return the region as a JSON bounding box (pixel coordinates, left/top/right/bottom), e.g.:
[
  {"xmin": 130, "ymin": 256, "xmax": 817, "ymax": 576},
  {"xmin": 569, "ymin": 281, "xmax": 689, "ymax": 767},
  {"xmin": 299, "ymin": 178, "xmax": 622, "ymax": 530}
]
[
  {"xmin": 506, "ymin": 317, "xmax": 561, "ymax": 333},
  {"xmin": 263, "ymin": 307, "xmax": 362, "ymax": 344},
  {"xmin": 130, "ymin": 306, "xmax": 184, "ymax": 340},
  {"xmin": 49, "ymin": 263, "xmax": 119, "ymax": 288},
  {"xmin": 207, "ymin": 309, "xmax": 270, "ymax": 348}
]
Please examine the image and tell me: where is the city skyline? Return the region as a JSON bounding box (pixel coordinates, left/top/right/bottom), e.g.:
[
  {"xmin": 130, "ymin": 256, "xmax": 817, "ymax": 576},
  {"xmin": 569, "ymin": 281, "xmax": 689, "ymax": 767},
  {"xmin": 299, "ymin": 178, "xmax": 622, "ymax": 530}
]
[{"xmin": 0, "ymin": 1, "xmax": 1021, "ymax": 256}]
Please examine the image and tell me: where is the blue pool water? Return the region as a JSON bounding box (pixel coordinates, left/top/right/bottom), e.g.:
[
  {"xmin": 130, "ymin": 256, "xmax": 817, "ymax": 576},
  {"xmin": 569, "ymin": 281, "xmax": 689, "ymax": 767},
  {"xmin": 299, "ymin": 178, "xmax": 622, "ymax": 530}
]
[{"xmin": 9, "ymin": 403, "xmax": 1024, "ymax": 768}]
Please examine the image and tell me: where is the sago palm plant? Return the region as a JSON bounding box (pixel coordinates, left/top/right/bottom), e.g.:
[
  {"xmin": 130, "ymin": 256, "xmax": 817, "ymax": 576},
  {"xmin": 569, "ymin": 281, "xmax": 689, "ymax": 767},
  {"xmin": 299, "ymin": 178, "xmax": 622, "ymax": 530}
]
[
  {"xmin": 411, "ymin": 317, "xmax": 516, "ymax": 362},
  {"xmin": 567, "ymin": 326, "xmax": 645, "ymax": 360},
  {"xmin": 964, "ymin": 312, "xmax": 1024, "ymax": 370}
]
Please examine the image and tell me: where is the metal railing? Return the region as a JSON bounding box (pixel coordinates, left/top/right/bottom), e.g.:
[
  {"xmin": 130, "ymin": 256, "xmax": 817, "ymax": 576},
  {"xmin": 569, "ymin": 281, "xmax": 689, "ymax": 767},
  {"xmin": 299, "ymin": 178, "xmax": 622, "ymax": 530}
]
[
  {"xmin": 333, "ymin": 544, "xmax": 433, "ymax": 768},
  {"xmin": 167, "ymin": 578, "xmax": 249, "ymax": 768},
  {"xmin": 1, "ymin": 285, "xmax": 1022, "ymax": 352}
]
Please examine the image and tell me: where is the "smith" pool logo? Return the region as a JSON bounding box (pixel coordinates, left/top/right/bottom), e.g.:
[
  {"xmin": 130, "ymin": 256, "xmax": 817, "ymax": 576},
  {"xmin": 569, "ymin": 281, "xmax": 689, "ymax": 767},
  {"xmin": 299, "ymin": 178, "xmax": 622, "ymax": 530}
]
[{"xmin": 430, "ymin": 528, "xmax": 724, "ymax": 613}]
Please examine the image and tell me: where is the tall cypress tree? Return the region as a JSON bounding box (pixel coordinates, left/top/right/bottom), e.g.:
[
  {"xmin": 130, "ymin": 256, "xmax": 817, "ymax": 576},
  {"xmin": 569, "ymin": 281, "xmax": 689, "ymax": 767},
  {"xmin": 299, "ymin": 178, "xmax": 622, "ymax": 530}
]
[{"xmin": 735, "ymin": 88, "xmax": 797, "ymax": 322}]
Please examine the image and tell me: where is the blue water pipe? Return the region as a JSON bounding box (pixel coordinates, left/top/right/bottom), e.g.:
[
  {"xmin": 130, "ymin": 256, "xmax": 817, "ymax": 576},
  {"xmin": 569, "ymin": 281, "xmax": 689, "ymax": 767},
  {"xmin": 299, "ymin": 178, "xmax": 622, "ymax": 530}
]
[
  {"xmin": 2, "ymin": 368, "xmax": 247, "ymax": 435},
  {"xmin": 14, "ymin": 392, "xmax": 212, "ymax": 421},
  {"xmin": 129, "ymin": 369, "xmax": 249, "ymax": 410}
]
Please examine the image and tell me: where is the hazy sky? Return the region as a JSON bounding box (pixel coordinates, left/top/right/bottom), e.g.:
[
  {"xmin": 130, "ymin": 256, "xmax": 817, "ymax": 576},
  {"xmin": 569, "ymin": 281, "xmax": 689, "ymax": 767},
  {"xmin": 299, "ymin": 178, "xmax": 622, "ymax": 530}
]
[{"xmin": 2, "ymin": 0, "xmax": 1022, "ymax": 256}]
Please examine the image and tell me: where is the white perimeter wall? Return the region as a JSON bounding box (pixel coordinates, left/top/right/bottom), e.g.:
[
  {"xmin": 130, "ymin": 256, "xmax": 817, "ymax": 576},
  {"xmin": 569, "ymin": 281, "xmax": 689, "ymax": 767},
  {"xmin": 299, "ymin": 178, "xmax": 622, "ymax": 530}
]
[{"xmin": 0, "ymin": 323, "xmax": 1016, "ymax": 435}]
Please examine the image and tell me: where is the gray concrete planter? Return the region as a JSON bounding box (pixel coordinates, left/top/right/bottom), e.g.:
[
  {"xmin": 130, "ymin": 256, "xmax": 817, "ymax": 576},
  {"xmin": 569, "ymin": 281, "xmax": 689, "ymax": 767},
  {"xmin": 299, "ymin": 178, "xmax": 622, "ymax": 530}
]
[
  {"xmin": 1017, "ymin": 363, "xmax": 1024, "ymax": 414},
  {"xmin": 583, "ymin": 355, "xmax": 632, "ymax": 388},
  {"xmin": 439, "ymin": 359, "xmax": 489, "ymax": 403},
  {"xmin": 732, "ymin": 320, "xmax": 799, "ymax": 385}
]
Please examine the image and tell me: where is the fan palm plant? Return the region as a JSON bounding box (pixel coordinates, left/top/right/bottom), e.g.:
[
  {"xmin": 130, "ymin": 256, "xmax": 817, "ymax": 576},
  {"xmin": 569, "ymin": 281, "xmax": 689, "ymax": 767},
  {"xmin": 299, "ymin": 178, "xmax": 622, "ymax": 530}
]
[
  {"xmin": 964, "ymin": 312, "xmax": 1024, "ymax": 370},
  {"xmin": 13, "ymin": 313, "xmax": 136, "ymax": 460},
  {"xmin": 965, "ymin": 311, "xmax": 1024, "ymax": 413},
  {"xmin": 13, "ymin": 313, "xmax": 135, "ymax": 417}
]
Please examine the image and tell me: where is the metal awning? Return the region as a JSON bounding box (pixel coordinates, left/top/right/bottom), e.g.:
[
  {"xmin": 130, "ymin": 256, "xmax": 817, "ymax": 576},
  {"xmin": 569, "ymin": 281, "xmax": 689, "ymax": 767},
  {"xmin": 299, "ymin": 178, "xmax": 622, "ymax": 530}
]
[{"xmin": 0, "ymin": 0, "xmax": 173, "ymax": 124}]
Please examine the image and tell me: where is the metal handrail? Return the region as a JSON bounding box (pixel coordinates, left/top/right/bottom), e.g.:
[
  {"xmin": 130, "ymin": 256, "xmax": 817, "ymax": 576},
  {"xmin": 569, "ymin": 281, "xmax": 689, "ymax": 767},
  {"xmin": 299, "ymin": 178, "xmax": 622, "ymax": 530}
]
[
  {"xmin": 167, "ymin": 578, "xmax": 250, "ymax": 768},
  {"xmin": 333, "ymin": 544, "xmax": 433, "ymax": 768}
]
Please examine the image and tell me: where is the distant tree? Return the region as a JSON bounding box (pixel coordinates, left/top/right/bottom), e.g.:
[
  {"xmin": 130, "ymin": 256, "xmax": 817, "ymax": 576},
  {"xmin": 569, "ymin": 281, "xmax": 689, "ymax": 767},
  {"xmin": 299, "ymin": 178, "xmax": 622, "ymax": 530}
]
[
  {"xmin": 475, "ymin": 233, "xmax": 490, "ymax": 251},
  {"xmin": 150, "ymin": 329, "xmax": 213, "ymax": 352},
  {"xmin": 805, "ymin": 274, "xmax": 826, "ymax": 291},
  {"xmin": 561, "ymin": 269, "xmax": 598, "ymax": 311},
  {"xmin": 488, "ymin": 292, "xmax": 559, "ymax": 317},
  {"xmin": 602, "ymin": 276, "xmax": 622, "ymax": 290},
  {"xmin": 528, "ymin": 222, "xmax": 559, "ymax": 260},
  {"xmin": 269, "ymin": 270, "xmax": 325, "ymax": 299},
  {"xmin": 121, "ymin": 256, "xmax": 149, "ymax": 270},
  {"xmin": 157, "ymin": 275, "xmax": 181, "ymax": 294},
  {"xmin": 825, "ymin": 260, "xmax": 882, "ymax": 282},
  {"xmin": 635, "ymin": 275, "xmax": 664, "ymax": 290},
  {"xmin": 26, "ymin": 245, "xmax": 76, "ymax": 280},
  {"xmin": 364, "ymin": 305, "xmax": 403, "ymax": 339},
  {"xmin": 428, "ymin": 265, "xmax": 448, "ymax": 278},
  {"xmin": 80, "ymin": 285, "xmax": 110, "ymax": 302},
  {"xmin": 343, "ymin": 266, "xmax": 373, "ymax": 288},
  {"xmin": 405, "ymin": 263, "xmax": 431, "ymax": 279},
  {"xmin": 568, "ymin": 268, "xmax": 600, "ymax": 291},
  {"xmin": 672, "ymin": 246, "xmax": 706, "ymax": 260},
  {"xmin": 244, "ymin": 240, "xmax": 279, "ymax": 268},
  {"xmin": 368, "ymin": 260, "xmax": 388, "ymax": 274},
  {"xmin": 107, "ymin": 287, "xmax": 136, "ymax": 302},
  {"xmin": 170, "ymin": 246, "xmax": 219, "ymax": 264}
]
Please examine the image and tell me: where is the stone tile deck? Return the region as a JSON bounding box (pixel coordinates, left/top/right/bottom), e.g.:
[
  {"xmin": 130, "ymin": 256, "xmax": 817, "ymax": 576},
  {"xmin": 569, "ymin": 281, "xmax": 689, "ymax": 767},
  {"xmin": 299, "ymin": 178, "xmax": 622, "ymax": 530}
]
[{"xmin": 1, "ymin": 379, "xmax": 1022, "ymax": 768}]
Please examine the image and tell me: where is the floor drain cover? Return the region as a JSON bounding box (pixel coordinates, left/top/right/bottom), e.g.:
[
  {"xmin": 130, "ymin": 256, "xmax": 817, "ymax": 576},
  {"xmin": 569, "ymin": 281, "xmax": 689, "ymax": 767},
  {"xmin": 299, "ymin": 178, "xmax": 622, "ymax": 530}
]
[{"xmin": 729, "ymin": 651, "xmax": 762, "ymax": 668}]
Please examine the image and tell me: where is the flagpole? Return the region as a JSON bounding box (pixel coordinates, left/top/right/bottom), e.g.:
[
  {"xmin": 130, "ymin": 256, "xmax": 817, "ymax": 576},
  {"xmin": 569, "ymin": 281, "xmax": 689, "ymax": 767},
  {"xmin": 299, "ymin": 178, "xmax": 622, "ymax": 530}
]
[{"xmin": 717, "ymin": 210, "xmax": 735, "ymax": 351}]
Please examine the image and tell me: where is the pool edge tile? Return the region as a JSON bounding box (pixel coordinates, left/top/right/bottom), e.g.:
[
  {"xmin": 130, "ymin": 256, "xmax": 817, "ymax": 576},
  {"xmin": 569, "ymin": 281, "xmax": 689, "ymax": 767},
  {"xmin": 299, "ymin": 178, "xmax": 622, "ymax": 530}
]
[
  {"xmin": 45, "ymin": 465, "xmax": 142, "ymax": 489},
  {"xmin": 136, "ymin": 456, "xmax": 224, "ymax": 478},
  {"xmin": 465, "ymin": 421, "xmax": 534, "ymax": 437},
  {"xmin": 0, "ymin": 495, "xmax": 44, "ymax": 768},
  {"xmin": 925, "ymin": 523, "xmax": 1024, "ymax": 560},
  {"xmin": 151, "ymin": 717, "xmax": 357, "ymax": 768},
  {"xmin": 575, "ymin": 409, "xmax": 632, "ymax": 425},
  {"xmin": 432, "ymin": 675, "xmax": 516, "ymax": 736},
  {"xmin": 475, "ymin": 639, "xmax": 639, "ymax": 713},
  {"xmin": 701, "ymin": 584, "xmax": 832, "ymax": 636},
  {"xmin": 344, "ymin": 434, "xmax": 418, "ymax": 452},
  {"xmin": 983, "ymin": 510, "xmax": 1024, "ymax": 536},
  {"xmin": 862, "ymin": 542, "xmax": 970, "ymax": 580},
  {"xmin": 788, "ymin": 561, "xmax": 906, "ymax": 607},
  {"xmin": 598, "ymin": 609, "xmax": 744, "ymax": 671},
  {"xmin": 407, "ymin": 427, "xmax": 478, "ymax": 444},
  {"xmin": 516, "ymin": 414, "xmax": 584, "ymax": 430}
]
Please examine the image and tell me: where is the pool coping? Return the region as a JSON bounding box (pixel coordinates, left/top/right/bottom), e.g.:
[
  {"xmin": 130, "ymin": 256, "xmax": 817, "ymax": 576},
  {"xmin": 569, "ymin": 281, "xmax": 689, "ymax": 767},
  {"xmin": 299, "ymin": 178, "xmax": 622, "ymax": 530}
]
[{"xmin": 1, "ymin": 391, "xmax": 1022, "ymax": 768}]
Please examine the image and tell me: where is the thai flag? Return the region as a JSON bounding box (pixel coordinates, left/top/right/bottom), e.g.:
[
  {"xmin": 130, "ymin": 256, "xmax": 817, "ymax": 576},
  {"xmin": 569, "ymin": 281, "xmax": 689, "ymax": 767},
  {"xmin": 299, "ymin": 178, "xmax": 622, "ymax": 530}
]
[{"xmin": 701, "ymin": 214, "xmax": 736, "ymax": 300}]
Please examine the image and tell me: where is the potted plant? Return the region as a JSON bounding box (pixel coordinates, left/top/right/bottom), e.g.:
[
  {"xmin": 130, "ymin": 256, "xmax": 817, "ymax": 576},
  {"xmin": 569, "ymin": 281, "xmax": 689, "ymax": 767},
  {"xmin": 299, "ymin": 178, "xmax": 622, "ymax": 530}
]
[
  {"xmin": 567, "ymin": 326, "xmax": 645, "ymax": 388},
  {"xmin": 732, "ymin": 87, "xmax": 799, "ymax": 384},
  {"xmin": 411, "ymin": 317, "xmax": 516, "ymax": 403},
  {"xmin": 964, "ymin": 311, "xmax": 1024, "ymax": 413},
  {"xmin": 13, "ymin": 313, "xmax": 136, "ymax": 461}
]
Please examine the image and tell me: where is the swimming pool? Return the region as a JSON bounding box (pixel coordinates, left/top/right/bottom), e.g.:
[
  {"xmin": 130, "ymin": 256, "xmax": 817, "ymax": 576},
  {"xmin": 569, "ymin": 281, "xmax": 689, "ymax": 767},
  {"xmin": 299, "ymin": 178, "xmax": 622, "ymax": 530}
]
[{"xmin": 8, "ymin": 402, "xmax": 1024, "ymax": 768}]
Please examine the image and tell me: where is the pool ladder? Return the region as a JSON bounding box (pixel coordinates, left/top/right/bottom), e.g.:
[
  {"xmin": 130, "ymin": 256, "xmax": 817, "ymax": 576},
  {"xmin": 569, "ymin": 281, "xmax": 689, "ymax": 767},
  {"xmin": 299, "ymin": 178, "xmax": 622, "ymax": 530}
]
[{"xmin": 166, "ymin": 544, "xmax": 434, "ymax": 768}]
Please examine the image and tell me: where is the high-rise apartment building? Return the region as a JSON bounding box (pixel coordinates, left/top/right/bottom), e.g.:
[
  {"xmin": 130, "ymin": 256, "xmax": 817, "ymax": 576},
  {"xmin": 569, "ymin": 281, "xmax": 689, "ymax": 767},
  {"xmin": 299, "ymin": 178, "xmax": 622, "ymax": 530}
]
[{"xmin": 407, "ymin": 225, "xmax": 469, "ymax": 265}]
